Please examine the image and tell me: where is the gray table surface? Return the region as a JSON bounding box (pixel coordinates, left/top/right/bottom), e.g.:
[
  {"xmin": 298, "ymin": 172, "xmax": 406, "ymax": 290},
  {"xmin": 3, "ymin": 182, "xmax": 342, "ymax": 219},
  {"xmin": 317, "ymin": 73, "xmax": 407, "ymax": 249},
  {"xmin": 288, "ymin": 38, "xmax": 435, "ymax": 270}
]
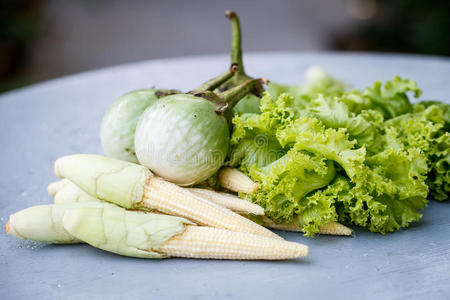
[{"xmin": 1, "ymin": 52, "xmax": 449, "ymax": 300}]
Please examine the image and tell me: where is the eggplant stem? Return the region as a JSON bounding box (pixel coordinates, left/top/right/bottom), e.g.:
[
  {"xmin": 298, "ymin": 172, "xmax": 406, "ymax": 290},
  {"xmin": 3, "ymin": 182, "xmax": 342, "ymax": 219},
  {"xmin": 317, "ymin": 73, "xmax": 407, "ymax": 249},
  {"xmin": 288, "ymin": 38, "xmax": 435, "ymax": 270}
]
[
  {"xmin": 220, "ymin": 11, "xmax": 264, "ymax": 96},
  {"xmin": 216, "ymin": 78, "xmax": 266, "ymax": 116},
  {"xmin": 226, "ymin": 10, "xmax": 245, "ymax": 76},
  {"xmin": 192, "ymin": 63, "xmax": 238, "ymax": 92}
]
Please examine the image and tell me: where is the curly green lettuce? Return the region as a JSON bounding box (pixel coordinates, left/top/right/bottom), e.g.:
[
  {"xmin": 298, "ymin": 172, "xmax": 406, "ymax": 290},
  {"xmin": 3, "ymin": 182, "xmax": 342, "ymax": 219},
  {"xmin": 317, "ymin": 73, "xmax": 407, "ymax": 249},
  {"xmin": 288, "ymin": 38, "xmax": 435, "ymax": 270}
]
[
  {"xmin": 306, "ymin": 95, "xmax": 382, "ymax": 153},
  {"xmin": 277, "ymin": 114, "xmax": 429, "ymax": 234},
  {"xmin": 339, "ymin": 77, "xmax": 421, "ymax": 118},
  {"xmin": 229, "ymin": 90, "xmax": 432, "ymax": 236},
  {"xmin": 228, "ymin": 71, "xmax": 448, "ymax": 236},
  {"xmin": 384, "ymin": 104, "xmax": 450, "ymax": 200}
]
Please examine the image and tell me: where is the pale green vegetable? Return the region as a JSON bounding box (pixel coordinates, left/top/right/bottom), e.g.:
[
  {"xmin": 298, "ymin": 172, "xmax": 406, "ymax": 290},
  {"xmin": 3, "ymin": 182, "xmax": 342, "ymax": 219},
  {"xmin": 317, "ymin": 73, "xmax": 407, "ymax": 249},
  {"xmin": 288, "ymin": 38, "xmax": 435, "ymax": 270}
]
[
  {"xmin": 54, "ymin": 154, "xmax": 281, "ymax": 239},
  {"xmin": 54, "ymin": 154, "xmax": 151, "ymax": 209},
  {"xmin": 63, "ymin": 206, "xmax": 191, "ymax": 258},
  {"xmin": 48, "ymin": 179, "xmax": 101, "ymax": 204},
  {"xmin": 101, "ymin": 89, "xmax": 177, "ymax": 163},
  {"xmin": 135, "ymin": 94, "xmax": 230, "ymax": 186},
  {"xmin": 5, "ymin": 203, "xmax": 111, "ymax": 244},
  {"xmin": 135, "ymin": 79, "xmax": 265, "ymax": 186}
]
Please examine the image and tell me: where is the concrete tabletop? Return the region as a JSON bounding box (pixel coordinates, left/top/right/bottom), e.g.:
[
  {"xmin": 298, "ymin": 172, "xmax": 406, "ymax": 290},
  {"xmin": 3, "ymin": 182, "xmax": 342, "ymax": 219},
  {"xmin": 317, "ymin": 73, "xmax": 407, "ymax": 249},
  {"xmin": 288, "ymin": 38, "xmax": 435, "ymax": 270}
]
[{"xmin": 1, "ymin": 52, "xmax": 449, "ymax": 300}]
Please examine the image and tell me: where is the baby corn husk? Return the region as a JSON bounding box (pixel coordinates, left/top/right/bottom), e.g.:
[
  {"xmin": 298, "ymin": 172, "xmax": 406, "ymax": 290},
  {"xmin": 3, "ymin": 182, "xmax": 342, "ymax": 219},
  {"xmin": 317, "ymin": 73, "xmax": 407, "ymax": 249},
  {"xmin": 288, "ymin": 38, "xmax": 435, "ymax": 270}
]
[
  {"xmin": 5, "ymin": 204, "xmax": 79, "ymax": 243},
  {"xmin": 261, "ymin": 216, "xmax": 353, "ymax": 236},
  {"xmin": 63, "ymin": 206, "xmax": 308, "ymax": 260},
  {"xmin": 218, "ymin": 167, "xmax": 258, "ymax": 193},
  {"xmin": 47, "ymin": 179, "xmax": 69, "ymax": 196},
  {"xmin": 48, "ymin": 179, "xmax": 100, "ymax": 204},
  {"xmin": 188, "ymin": 188, "xmax": 264, "ymax": 215},
  {"xmin": 5, "ymin": 203, "xmax": 110, "ymax": 244},
  {"xmin": 54, "ymin": 154, "xmax": 280, "ymax": 239},
  {"xmin": 160, "ymin": 226, "xmax": 308, "ymax": 260},
  {"xmin": 63, "ymin": 206, "xmax": 191, "ymax": 258},
  {"xmin": 54, "ymin": 154, "xmax": 150, "ymax": 209}
]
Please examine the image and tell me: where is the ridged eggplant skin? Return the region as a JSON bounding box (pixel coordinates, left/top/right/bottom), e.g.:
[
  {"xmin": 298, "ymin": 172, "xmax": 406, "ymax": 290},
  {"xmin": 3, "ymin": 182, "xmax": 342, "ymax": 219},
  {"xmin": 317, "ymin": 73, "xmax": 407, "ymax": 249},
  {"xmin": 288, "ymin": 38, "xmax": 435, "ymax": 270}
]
[
  {"xmin": 135, "ymin": 94, "xmax": 229, "ymax": 186},
  {"xmin": 101, "ymin": 89, "xmax": 159, "ymax": 163}
]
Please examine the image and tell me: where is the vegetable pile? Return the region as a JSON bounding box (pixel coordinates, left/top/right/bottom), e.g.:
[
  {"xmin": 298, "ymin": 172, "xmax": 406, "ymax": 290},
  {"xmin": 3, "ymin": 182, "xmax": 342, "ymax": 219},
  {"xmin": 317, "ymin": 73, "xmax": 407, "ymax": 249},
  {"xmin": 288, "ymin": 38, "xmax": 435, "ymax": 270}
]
[
  {"xmin": 5, "ymin": 10, "xmax": 449, "ymax": 261},
  {"xmin": 229, "ymin": 67, "xmax": 449, "ymax": 236}
]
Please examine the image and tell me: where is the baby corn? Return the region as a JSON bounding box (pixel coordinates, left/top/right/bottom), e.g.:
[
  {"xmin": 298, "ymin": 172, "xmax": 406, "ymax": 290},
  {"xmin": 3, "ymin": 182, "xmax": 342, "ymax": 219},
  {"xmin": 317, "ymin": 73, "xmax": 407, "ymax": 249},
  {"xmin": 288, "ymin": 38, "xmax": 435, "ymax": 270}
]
[
  {"xmin": 6, "ymin": 205, "xmax": 307, "ymax": 260},
  {"xmin": 160, "ymin": 226, "xmax": 308, "ymax": 260},
  {"xmin": 54, "ymin": 154, "xmax": 280, "ymax": 239},
  {"xmin": 188, "ymin": 188, "xmax": 264, "ymax": 215},
  {"xmin": 218, "ymin": 167, "xmax": 258, "ymax": 193},
  {"xmin": 262, "ymin": 216, "xmax": 353, "ymax": 236},
  {"xmin": 63, "ymin": 206, "xmax": 308, "ymax": 260},
  {"xmin": 47, "ymin": 176, "xmax": 350, "ymax": 236}
]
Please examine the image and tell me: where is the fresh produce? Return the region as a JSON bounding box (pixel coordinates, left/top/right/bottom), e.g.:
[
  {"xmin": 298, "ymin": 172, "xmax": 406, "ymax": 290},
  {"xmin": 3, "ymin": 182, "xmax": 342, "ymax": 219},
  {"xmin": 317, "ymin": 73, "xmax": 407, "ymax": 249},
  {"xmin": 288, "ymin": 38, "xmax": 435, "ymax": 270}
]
[
  {"xmin": 6, "ymin": 204, "xmax": 83, "ymax": 244},
  {"xmin": 387, "ymin": 101, "xmax": 450, "ymax": 201},
  {"xmin": 100, "ymin": 10, "xmax": 259, "ymax": 164},
  {"xmin": 6, "ymin": 202, "xmax": 308, "ymax": 260},
  {"xmin": 135, "ymin": 77, "xmax": 266, "ymax": 186},
  {"xmin": 46, "ymin": 178, "xmax": 352, "ymax": 236},
  {"xmin": 100, "ymin": 89, "xmax": 178, "ymax": 163},
  {"xmin": 5, "ymin": 10, "xmax": 449, "ymax": 264},
  {"xmin": 64, "ymin": 206, "xmax": 308, "ymax": 260},
  {"xmin": 218, "ymin": 167, "xmax": 258, "ymax": 193},
  {"xmin": 226, "ymin": 68, "xmax": 449, "ymax": 236},
  {"xmin": 99, "ymin": 66, "xmax": 238, "ymax": 164},
  {"xmin": 54, "ymin": 154, "xmax": 280, "ymax": 239}
]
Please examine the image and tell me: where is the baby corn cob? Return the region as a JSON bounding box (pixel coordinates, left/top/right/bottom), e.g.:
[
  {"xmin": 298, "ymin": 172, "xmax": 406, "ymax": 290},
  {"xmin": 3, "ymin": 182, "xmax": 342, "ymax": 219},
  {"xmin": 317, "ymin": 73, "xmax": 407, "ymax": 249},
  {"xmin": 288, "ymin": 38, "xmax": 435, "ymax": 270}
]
[
  {"xmin": 218, "ymin": 167, "xmax": 258, "ymax": 193},
  {"xmin": 54, "ymin": 154, "xmax": 280, "ymax": 239},
  {"xmin": 160, "ymin": 226, "xmax": 308, "ymax": 260},
  {"xmin": 62, "ymin": 206, "xmax": 308, "ymax": 260},
  {"xmin": 262, "ymin": 216, "xmax": 353, "ymax": 236},
  {"xmin": 6, "ymin": 205, "xmax": 307, "ymax": 260},
  {"xmin": 188, "ymin": 188, "xmax": 264, "ymax": 215}
]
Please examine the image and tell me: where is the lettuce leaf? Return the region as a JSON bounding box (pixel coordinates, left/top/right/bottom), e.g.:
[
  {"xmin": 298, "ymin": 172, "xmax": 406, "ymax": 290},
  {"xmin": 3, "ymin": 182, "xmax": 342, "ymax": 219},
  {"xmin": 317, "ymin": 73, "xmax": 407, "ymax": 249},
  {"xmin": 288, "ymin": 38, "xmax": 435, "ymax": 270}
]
[
  {"xmin": 246, "ymin": 150, "xmax": 337, "ymax": 236},
  {"xmin": 277, "ymin": 116, "xmax": 366, "ymax": 180},
  {"xmin": 384, "ymin": 105, "xmax": 450, "ymax": 200},
  {"xmin": 276, "ymin": 113, "xmax": 429, "ymax": 234},
  {"xmin": 306, "ymin": 95, "xmax": 382, "ymax": 153}
]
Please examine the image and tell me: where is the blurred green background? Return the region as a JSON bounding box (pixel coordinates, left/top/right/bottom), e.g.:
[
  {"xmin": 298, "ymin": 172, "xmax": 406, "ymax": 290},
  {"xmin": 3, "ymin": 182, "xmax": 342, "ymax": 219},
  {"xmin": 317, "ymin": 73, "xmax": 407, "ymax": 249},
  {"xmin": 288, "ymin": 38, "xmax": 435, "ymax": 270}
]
[{"xmin": 1, "ymin": 0, "xmax": 449, "ymax": 93}]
